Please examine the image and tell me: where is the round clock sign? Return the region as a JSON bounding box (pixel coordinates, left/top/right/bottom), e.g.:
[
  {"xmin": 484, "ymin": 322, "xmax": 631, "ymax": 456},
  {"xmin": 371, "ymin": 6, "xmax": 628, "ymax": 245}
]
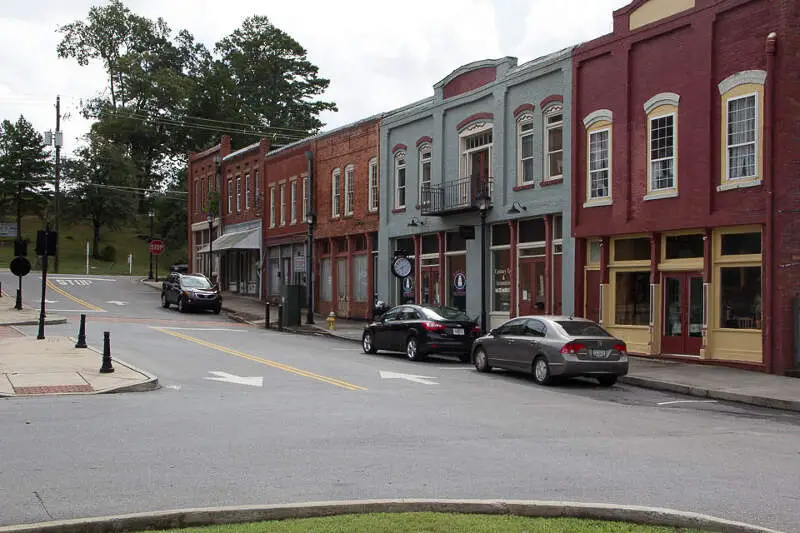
[{"xmin": 391, "ymin": 256, "xmax": 413, "ymax": 278}]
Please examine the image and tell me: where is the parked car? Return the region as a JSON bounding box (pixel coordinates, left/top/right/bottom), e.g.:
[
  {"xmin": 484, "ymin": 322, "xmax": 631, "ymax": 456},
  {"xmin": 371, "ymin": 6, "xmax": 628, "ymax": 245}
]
[
  {"xmin": 161, "ymin": 272, "xmax": 221, "ymax": 314},
  {"xmin": 471, "ymin": 316, "xmax": 628, "ymax": 386},
  {"xmin": 362, "ymin": 304, "xmax": 480, "ymax": 362}
]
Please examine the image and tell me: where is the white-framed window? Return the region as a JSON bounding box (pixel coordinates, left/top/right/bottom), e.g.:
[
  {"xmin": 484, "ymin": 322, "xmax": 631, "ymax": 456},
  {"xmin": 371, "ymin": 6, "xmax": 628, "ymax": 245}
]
[
  {"xmin": 235, "ymin": 177, "xmax": 242, "ymax": 212},
  {"xmin": 194, "ymin": 180, "xmax": 199, "ymax": 212},
  {"xmin": 544, "ymin": 107, "xmax": 563, "ymax": 180},
  {"xmin": 245, "ymin": 173, "xmax": 250, "ymax": 209},
  {"xmin": 302, "ymin": 176, "xmax": 308, "ymax": 222},
  {"xmin": 279, "ymin": 183, "xmax": 286, "ymax": 226},
  {"xmin": 418, "ymin": 145, "xmax": 431, "ymax": 205},
  {"xmin": 649, "ymin": 113, "xmax": 676, "ymax": 191},
  {"xmin": 344, "ymin": 164, "xmax": 355, "ymax": 215},
  {"xmin": 588, "ymin": 129, "xmax": 610, "ymax": 200},
  {"xmin": 290, "ymin": 180, "xmax": 298, "ymax": 224},
  {"xmin": 394, "ymin": 152, "xmax": 406, "ymax": 209},
  {"xmin": 227, "ymin": 178, "xmax": 233, "ymax": 214},
  {"xmin": 331, "ymin": 168, "xmax": 341, "ymax": 217},
  {"xmin": 726, "ymin": 94, "xmax": 757, "ymax": 180},
  {"xmin": 368, "ymin": 158, "xmax": 379, "ymax": 212},
  {"xmin": 269, "ymin": 187, "xmax": 276, "ymax": 228},
  {"xmin": 254, "ymin": 169, "xmax": 260, "ymax": 206},
  {"xmin": 517, "ymin": 116, "xmax": 534, "ymax": 184},
  {"xmin": 460, "ymin": 124, "xmax": 493, "ymax": 179}
]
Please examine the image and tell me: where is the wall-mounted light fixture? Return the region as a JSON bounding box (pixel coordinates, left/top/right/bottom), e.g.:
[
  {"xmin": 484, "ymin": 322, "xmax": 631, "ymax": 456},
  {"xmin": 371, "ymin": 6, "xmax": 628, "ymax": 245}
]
[{"xmin": 507, "ymin": 201, "xmax": 527, "ymax": 214}]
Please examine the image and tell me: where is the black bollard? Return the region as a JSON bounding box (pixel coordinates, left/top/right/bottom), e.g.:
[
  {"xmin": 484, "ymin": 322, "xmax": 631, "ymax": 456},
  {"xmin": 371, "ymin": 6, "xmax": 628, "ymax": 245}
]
[
  {"xmin": 15, "ymin": 288, "xmax": 22, "ymax": 310},
  {"xmin": 265, "ymin": 301, "xmax": 270, "ymax": 329},
  {"xmin": 99, "ymin": 331, "xmax": 114, "ymax": 373},
  {"xmin": 277, "ymin": 303, "xmax": 283, "ymax": 331},
  {"xmin": 75, "ymin": 314, "xmax": 88, "ymax": 349}
]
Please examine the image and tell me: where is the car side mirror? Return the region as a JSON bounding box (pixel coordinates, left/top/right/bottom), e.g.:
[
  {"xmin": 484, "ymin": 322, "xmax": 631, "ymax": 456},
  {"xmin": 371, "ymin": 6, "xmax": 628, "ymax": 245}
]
[{"xmin": 488, "ymin": 328, "xmax": 496, "ymax": 336}]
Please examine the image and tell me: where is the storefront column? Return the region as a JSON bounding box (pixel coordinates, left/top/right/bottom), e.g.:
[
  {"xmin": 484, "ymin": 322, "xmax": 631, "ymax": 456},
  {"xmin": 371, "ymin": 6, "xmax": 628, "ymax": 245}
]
[
  {"xmin": 413, "ymin": 234, "xmax": 421, "ymax": 303},
  {"xmin": 599, "ymin": 237, "xmax": 610, "ymax": 325},
  {"xmin": 544, "ymin": 215, "xmax": 553, "ymax": 314},
  {"xmin": 346, "ymin": 235, "xmax": 354, "ymax": 319},
  {"xmin": 508, "ymin": 220, "xmax": 517, "ymax": 318},
  {"xmin": 366, "ymin": 232, "xmax": 374, "ymax": 319},
  {"xmin": 329, "ymin": 238, "xmax": 335, "ymax": 316},
  {"xmin": 437, "ymin": 232, "xmax": 445, "ymax": 307},
  {"xmin": 649, "ymin": 233, "xmax": 661, "ymax": 284},
  {"xmin": 702, "ymin": 229, "xmax": 712, "ymax": 282},
  {"xmin": 574, "ymin": 238, "xmax": 586, "ymax": 318},
  {"xmin": 649, "ymin": 233, "xmax": 661, "ymax": 352},
  {"xmin": 702, "ymin": 228, "xmax": 712, "ymax": 349}
]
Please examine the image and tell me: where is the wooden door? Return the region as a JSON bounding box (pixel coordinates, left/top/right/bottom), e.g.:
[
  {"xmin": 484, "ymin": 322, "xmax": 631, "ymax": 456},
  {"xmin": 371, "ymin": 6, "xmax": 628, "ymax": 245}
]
[
  {"xmin": 661, "ymin": 272, "xmax": 703, "ymax": 355},
  {"xmin": 518, "ymin": 258, "xmax": 546, "ymax": 316},
  {"xmin": 421, "ymin": 268, "xmax": 440, "ymax": 306},
  {"xmin": 336, "ymin": 258, "xmax": 348, "ymax": 316}
]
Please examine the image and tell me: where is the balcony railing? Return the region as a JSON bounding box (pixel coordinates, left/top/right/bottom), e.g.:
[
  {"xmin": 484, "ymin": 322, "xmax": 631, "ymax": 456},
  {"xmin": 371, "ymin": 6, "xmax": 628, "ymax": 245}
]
[{"xmin": 420, "ymin": 176, "xmax": 493, "ymax": 216}]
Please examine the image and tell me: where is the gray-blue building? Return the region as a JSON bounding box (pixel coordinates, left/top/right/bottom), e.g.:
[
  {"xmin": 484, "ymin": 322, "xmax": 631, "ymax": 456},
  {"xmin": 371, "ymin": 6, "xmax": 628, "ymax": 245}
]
[{"xmin": 377, "ymin": 49, "xmax": 574, "ymax": 330}]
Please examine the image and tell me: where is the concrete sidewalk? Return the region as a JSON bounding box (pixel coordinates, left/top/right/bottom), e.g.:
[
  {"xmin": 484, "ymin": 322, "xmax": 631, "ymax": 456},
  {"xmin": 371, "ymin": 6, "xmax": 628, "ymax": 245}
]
[{"xmin": 0, "ymin": 293, "xmax": 67, "ymax": 327}]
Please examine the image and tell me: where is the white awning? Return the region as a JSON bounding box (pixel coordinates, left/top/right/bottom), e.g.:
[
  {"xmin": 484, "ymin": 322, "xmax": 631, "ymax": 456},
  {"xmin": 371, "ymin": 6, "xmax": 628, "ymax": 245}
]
[{"xmin": 197, "ymin": 227, "xmax": 260, "ymax": 254}]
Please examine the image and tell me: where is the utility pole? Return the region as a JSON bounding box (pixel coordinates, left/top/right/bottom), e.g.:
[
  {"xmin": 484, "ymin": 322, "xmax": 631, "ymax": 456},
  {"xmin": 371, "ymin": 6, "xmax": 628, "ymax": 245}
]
[{"xmin": 53, "ymin": 96, "xmax": 62, "ymax": 273}]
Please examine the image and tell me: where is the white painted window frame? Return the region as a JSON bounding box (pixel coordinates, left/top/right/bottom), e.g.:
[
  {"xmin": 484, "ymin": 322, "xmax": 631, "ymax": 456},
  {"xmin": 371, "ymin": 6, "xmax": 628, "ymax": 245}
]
[
  {"xmin": 269, "ymin": 187, "xmax": 276, "ymax": 228},
  {"xmin": 648, "ymin": 111, "xmax": 677, "ymax": 193},
  {"xmin": 516, "ymin": 114, "xmax": 534, "ymax": 185},
  {"xmin": 368, "ymin": 158, "xmax": 379, "ymax": 212},
  {"xmin": 544, "ymin": 106, "xmax": 564, "ymax": 181},
  {"xmin": 279, "ymin": 183, "xmax": 286, "ymax": 226},
  {"xmin": 245, "ymin": 173, "xmax": 250, "ymax": 210},
  {"xmin": 290, "ymin": 179, "xmax": 298, "ymax": 224},
  {"xmin": 235, "ymin": 177, "xmax": 241, "ymax": 213},
  {"xmin": 344, "ymin": 164, "xmax": 355, "ymax": 216},
  {"xmin": 725, "ymin": 92, "xmax": 758, "ymax": 181},
  {"xmin": 418, "ymin": 145, "xmax": 432, "ymax": 206},
  {"xmin": 332, "ymin": 168, "xmax": 341, "ymax": 218},
  {"xmin": 227, "ymin": 178, "xmax": 233, "ymax": 214},
  {"xmin": 394, "ymin": 152, "xmax": 407, "ymax": 210},
  {"xmin": 587, "ymin": 128, "xmax": 611, "ymax": 202}
]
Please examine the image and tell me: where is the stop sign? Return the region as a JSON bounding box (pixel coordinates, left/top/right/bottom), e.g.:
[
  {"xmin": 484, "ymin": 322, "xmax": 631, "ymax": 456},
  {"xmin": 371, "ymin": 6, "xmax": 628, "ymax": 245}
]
[{"xmin": 148, "ymin": 239, "xmax": 165, "ymax": 255}]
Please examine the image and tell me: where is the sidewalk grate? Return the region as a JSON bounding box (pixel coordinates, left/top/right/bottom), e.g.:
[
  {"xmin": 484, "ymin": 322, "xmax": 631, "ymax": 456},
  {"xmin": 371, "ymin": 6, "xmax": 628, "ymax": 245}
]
[{"xmin": 14, "ymin": 384, "xmax": 94, "ymax": 395}]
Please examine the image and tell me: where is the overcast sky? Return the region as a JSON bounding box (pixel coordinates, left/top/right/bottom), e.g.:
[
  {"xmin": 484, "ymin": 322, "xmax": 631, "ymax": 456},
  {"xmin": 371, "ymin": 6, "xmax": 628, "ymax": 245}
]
[{"xmin": 0, "ymin": 0, "xmax": 629, "ymax": 155}]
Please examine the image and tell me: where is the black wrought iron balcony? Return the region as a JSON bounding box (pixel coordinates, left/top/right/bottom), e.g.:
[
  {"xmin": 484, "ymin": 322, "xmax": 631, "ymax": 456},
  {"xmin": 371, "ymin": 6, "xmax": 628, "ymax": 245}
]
[{"xmin": 420, "ymin": 176, "xmax": 493, "ymax": 216}]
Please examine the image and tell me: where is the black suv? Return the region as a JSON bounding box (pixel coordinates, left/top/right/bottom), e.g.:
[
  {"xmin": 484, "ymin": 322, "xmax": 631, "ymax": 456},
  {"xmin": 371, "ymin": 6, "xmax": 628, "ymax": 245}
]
[{"xmin": 161, "ymin": 273, "xmax": 222, "ymax": 314}]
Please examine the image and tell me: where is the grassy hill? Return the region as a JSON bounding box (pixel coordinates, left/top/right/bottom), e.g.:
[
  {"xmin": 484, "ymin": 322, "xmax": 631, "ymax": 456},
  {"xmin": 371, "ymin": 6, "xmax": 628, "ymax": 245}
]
[{"xmin": 0, "ymin": 215, "xmax": 187, "ymax": 277}]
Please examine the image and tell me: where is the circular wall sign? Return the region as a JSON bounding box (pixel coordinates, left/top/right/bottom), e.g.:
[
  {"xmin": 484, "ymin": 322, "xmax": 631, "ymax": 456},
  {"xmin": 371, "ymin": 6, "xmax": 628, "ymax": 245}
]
[
  {"xmin": 391, "ymin": 256, "xmax": 413, "ymax": 278},
  {"xmin": 453, "ymin": 271, "xmax": 466, "ymax": 291}
]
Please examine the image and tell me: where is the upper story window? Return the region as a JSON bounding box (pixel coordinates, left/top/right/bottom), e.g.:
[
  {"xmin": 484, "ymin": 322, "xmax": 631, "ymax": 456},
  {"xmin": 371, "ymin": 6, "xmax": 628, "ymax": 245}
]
[
  {"xmin": 394, "ymin": 152, "xmax": 407, "ymax": 210},
  {"xmin": 290, "ymin": 180, "xmax": 298, "ymax": 224},
  {"xmin": 344, "ymin": 164, "xmax": 355, "ymax": 216},
  {"xmin": 718, "ymin": 70, "xmax": 766, "ymax": 191},
  {"xmin": 418, "ymin": 145, "xmax": 431, "ymax": 206},
  {"xmin": 460, "ymin": 123, "xmax": 493, "ymax": 180},
  {"xmin": 331, "ymin": 168, "xmax": 341, "ymax": 218},
  {"xmin": 644, "ymin": 93, "xmax": 680, "ymax": 200},
  {"xmin": 582, "ymin": 109, "xmax": 613, "ymax": 207},
  {"xmin": 302, "ymin": 176, "xmax": 308, "ymax": 222},
  {"xmin": 269, "ymin": 187, "xmax": 276, "ymax": 228},
  {"xmin": 516, "ymin": 114, "xmax": 534, "ymax": 185},
  {"xmin": 544, "ymin": 106, "xmax": 563, "ymax": 181},
  {"xmin": 227, "ymin": 178, "xmax": 233, "ymax": 214},
  {"xmin": 279, "ymin": 183, "xmax": 286, "ymax": 226},
  {"xmin": 194, "ymin": 180, "xmax": 199, "ymax": 213},
  {"xmin": 254, "ymin": 169, "xmax": 260, "ymax": 206},
  {"xmin": 368, "ymin": 158, "xmax": 379, "ymax": 212},
  {"xmin": 245, "ymin": 173, "xmax": 250, "ymax": 210},
  {"xmin": 235, "ymin": 176, "xmax": 242, "ymax": 212}
]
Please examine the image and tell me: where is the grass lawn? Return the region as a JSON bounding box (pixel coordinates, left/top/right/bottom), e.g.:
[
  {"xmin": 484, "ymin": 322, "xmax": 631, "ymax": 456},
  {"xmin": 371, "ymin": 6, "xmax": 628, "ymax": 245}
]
[
  {"xmin": 0, "ymin": 216, "xmax": 186, "ymax": 277},
  {"xmin": 141, "ymin": 513, "xmax": 710, "ymax": 533}
]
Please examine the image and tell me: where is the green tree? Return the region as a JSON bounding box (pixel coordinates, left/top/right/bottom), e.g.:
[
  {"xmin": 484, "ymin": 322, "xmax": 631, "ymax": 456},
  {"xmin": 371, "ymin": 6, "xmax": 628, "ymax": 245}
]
[
  {"xmin": 63, "ymin": 134, "xmax": 137, "ymax": 257},
  {"xmin": 0, "ymin": 116, "xmax": 52, "ymax": 225}
]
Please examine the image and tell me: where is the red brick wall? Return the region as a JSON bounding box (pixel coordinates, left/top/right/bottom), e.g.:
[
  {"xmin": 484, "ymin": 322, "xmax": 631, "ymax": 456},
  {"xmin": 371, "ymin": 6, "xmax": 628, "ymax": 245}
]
[
  {"xmin": 443, "ymin": 67, "xmax": 497, "ymax": 99},
  {"xmin": 220, "ymin": 142, "xmax": 268, "ymax": 228},
  {"xmin": 263, "ymin": 143, "xmax": 312, "ymax": 241}
]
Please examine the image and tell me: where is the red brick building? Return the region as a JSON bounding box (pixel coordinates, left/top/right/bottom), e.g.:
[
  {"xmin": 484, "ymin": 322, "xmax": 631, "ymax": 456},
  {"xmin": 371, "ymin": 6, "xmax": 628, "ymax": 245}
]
[{"xmin": 571, "ymin": 0, "xmax": 799, "ymax": 374}]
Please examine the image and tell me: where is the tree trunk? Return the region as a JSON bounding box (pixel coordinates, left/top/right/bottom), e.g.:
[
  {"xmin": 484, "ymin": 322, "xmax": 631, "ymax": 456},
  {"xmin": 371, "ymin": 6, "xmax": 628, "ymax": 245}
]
[{"xmin": 92, "ymin": 220, "xmax": 101, "ymax": 259}]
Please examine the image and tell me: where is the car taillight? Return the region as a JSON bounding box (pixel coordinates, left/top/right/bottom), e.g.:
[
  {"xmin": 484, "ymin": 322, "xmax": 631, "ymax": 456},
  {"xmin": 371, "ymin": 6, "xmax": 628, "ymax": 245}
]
[
  {"xmin": 612, "ymin": 343, "xmax": 628, "ymax": 356},
  {"xmin": 472, "ymin": 324, "xmax": 481, "ymax": 334},
  {"xmin": 422, "ymin": 321, "xmax": 446, "ymax": 332},
  {"xmin": 560, "ymin": 342, "xmax": 587, "ymax": 355}
]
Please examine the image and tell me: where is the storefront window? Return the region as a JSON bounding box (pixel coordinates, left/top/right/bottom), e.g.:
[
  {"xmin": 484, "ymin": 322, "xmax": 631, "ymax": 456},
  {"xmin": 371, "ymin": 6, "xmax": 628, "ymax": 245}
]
[
  {"xmin": 320, "ymin": 258, "xmax": 332, "ymax": 301},
  {"xmin": 396, "ymin": 237, "xmax": 414, "ymax": 255},
  {"xmin": 588, "ymin": 240, "xmax": 601, "ymax": 264},
  {"xmin": 491, "ymin": 224, "xmax": 510, "ymax": 246},
  {"xmin": 352, "ymin": 254, "xmax": 368, "ymax": 302},
  {"xmin": 447, "ymin": 254, "xmax": 467, "ymax": 311},
  {"xmin": 719, "ymin": 266, "xmax": 761, "ymax": 329},
  {"xmin": 721, "ymin": 232, "xmax": 761, "ymax": 255},
  {"xmin": 492, "ymin": 249, "xmax": 511, "ymax": 312},
  {"xmin": 446, "ymin": 231, "xmax": 467, "ymax": 251},
  {"xmin": 665, "ymin": 234, "xmax": 704, "ymax": 259},
  {"xmin": 421, "ymin": 234, "xmax": 438, "ymax": 254},
  {"xmin": 519, "ymin": 218, "xmax": 545, "ymax": 243},
  {"xmin": 615, "ymin": 271, "xmax": 650, "ymax": 325},
  {"xmin": 614, "ymin": 238, "xmax": 650, "ymax": 262}
]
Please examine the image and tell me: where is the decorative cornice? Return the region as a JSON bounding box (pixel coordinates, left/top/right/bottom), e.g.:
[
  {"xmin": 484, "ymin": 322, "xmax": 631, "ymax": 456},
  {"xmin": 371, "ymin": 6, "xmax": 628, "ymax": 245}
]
[
  {"xmin": 457, "ymin": 112, "xmax": 494, "ymax": 131},
  {"xmin": 513, "ymin": 104, "xmax": 535, "ymax": 118},
  {"xmin": 583, "ymin": 109, "xmax": 613, "ymax": 129},
  {"xmin": 539, "ymin": 95, "xmax": 563, "ymax": 109},
  {"xmin": 516, "ymin": 112, "xmax": 534, "ymax": 123},
  {"xmin": 391, "ymin": 143, "xmax": 408, "ymax": 155},
  {"xmin": 644, "ymin": 92, "xmax": 680, "ymax": 114},
  {"xmin": 434, "ymin": 57, "xmax": 516, "ymax": 89},
  {"xmin": 718, "ymin": 70, "xmax": 767, "ymax": 95},
  {"xmin": 415, "ymin": 136, "xmax": 433, "ymax": 148},
  {"xmin": 544, "ymin": 104, "xmax": 563, "ymax": 116}
]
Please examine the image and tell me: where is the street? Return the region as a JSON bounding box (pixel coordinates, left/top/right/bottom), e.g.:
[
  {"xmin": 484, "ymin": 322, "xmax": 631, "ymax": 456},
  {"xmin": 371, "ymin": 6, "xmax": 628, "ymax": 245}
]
[{"xmin": 1, "ymin": 273, "xmax": 799, "ymax": 532}]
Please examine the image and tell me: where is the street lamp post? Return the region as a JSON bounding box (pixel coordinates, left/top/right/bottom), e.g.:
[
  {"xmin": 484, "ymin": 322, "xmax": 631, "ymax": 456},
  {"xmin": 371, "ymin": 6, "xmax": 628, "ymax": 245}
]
[
  {"xmin": 207, "ymin": 213, "xmax": 214, "ymax": 281},
  {"xmin": 148, "ymin": 210, "xmax": 154, "ymax": 280},
  {"xmin": 476, "ymin": 184, "xmax": 491, "ymax": 334}
]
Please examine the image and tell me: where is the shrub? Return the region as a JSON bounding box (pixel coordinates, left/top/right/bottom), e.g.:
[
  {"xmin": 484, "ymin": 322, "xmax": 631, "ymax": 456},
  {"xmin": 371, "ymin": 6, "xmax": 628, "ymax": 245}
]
[{"xmin": 100, "ymin": 245, "xmax": 116, "ymax": 262}]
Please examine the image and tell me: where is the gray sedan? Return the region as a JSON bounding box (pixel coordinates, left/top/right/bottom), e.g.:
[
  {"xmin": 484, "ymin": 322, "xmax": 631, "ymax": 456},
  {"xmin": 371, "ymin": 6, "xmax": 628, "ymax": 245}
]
[{"xmin": 471, "ymin": 316, "xmax": 628, "ymax": 386}]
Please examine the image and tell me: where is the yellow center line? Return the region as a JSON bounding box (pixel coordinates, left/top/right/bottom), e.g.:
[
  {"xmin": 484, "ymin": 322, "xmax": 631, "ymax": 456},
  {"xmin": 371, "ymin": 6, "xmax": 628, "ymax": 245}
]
[
  {"xmin": 46, "ymin": 281, "xmax": 105, "ymax": 312},
  {"xmin": 153, "ymin": 327, "xmax": 367, "ymax": 391}
]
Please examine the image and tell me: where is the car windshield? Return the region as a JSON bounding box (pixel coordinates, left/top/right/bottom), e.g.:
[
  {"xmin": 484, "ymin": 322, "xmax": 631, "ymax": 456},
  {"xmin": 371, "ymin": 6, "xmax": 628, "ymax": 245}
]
[
  {"xmin": 421, "ymin": 306, "xmax": 471, "ymax": 321},
  {"xmin": 181, "ymin": 276, "xmax": 213, "ymax": 289},
  {"xmin": 555, "ymin": 320, "xmax": 612, "ymax": 337}
]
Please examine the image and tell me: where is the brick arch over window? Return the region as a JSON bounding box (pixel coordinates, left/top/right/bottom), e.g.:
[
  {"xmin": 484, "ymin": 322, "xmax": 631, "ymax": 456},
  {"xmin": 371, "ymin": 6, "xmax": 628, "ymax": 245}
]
[
  {"xmin": 391, "ymin": 143, "xmax": 408, "ymax": 155},
  {"xmin": 513, "ymin": 104, "xmax": 535, "ymax": 118},
  {"xmin": 539, "ymin": 94, "xmax": 563, "ymax": 109},
  {"xmin": 415, "ymin": 136, "xmax": 433, "ymax": 148},
  {"xmin": 457, "ymin": 112, "xmax": 494, "ymax": 132}
]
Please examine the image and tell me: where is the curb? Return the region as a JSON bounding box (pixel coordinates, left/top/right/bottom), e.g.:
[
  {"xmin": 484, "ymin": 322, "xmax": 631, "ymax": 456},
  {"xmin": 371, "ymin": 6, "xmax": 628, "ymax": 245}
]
[
  {"xmin": 0, "ymin": 317, "xmax": 68, "ymax": 327},
  {"xmin": 82, "ymin": 339, "xmax": 160, "ymax": 394},
  {"xmin": 620, "ymin": 375, "xmax": 800, "ymax": 413},
  {"xmin": 0, "ymin": 499, "xmax": 783, "ymax": 533}
]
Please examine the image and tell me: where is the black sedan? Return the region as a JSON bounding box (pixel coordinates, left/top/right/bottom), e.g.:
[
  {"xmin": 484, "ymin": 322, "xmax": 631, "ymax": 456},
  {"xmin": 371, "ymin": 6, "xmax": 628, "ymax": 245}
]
[{"xmin": 362, "ymin": 304, "xmax": 480, "ymax": 362}]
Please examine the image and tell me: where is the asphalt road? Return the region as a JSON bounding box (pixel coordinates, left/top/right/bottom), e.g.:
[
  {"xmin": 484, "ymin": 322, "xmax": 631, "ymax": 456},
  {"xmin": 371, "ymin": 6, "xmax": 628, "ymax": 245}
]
[{"xmin": 1, "ymin": 273, "xmax": 799, "ymax": 532}]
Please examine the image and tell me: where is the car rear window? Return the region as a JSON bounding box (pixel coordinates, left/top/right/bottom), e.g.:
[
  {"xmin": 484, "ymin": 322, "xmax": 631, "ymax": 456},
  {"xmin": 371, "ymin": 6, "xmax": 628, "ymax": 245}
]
[
  {"xmin": 555, "ymin": 321, "xmax": 612, "ymax": 337},
  {"xmin": 421, "ymin": 306, "xmax": 471, "ymax": 321}
]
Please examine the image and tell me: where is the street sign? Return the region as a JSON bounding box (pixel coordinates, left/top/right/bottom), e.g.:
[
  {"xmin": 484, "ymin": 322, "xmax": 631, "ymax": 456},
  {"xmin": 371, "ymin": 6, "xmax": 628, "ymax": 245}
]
[
  {"xmin": 0, "ymin": 222, "xmax": 18, "ymax": 238},
  {"xmin": 148, "ymin": 239, "xmax": 165, "ymax": 255},
  {"xmin": 35, "ymin": 230, "xmax": 57, "ymax": 256},
  {"xmin": 294, "ymin": 255, "xmax": 306, "ymax": 272},
  {"xmin": 10, "ymin": 256, "xmax": 31, "ymax": 277}
]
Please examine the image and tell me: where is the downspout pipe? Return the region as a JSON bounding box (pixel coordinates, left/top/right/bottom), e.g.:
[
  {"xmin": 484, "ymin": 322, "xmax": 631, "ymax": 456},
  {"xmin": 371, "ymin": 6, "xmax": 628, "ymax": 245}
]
[
  {"xmin": 305, "ymin": 150, "xmax": 315, "ymax": 324},
  {"xmin": 764, "ymin": 32, "xmax": 777, "ymax": 373}
]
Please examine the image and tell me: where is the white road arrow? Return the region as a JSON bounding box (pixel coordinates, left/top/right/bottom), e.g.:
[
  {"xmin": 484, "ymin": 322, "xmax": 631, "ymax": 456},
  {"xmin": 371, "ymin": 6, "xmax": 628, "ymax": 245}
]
[
  {"xmin": 106, "ymin": 301, "xmax": 128, "ymax": 306},
  {"xmin": 379, "ymin": 370, "xmax": 439, "ymax": 385},
  {"xmin": 44, "ymin": 299, "xmax": 58, "ymax": 304},
  {"xmin": 205, "ymin": 371, "xmax": 263, "ymax": 387}
]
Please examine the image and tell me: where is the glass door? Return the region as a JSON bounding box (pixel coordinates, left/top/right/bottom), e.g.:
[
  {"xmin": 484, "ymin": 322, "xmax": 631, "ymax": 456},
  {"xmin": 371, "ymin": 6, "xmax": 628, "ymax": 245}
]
[
  {"xmin": 420, "ymin": 268, "xmax": 440, "ymax": 306},
  {"xmin": 518, "ymin": 258, "xmax": 545, "ymax": 316},
  {"xmin": 336, "ymin": 258, "xmax": 348, "ymax": 316},
  {"xmin": 661, "ymin": 272, "xmax": 703, "ymax": 355}
]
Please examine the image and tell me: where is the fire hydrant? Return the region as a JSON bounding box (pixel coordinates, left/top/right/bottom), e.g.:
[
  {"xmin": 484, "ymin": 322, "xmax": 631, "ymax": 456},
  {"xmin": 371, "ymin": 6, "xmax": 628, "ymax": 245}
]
[{"xmin": 327, "ymin": 311, "xmax": 336, "ymax": 331}]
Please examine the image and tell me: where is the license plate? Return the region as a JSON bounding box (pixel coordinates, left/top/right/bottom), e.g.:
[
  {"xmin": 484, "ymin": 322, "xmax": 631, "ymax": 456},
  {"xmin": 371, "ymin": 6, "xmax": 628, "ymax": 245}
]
[
  {"xmin": 452, "ymin": 328, "xmax": 465, "ymax": 336},
  {"xmin": 592, "ymin": 349, "xmax": 609, "ymax": 359}
]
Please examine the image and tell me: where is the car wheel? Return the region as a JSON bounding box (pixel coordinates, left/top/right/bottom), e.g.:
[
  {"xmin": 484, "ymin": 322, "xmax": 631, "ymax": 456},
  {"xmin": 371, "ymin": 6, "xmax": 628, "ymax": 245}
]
[
  {"xmin": 212, "ymin": 304, "xmax": 221, "ymax": 315},
  {"xmin": 362, "ymin": 331, "xmax": 377, "ymax": 354},
  {"xmin": 161, "ymin": 293, "xmax": 170, "ymax": 309},
  {"xmin": 473, "ymin": 347, "xmax": 491, "ymax": 373},
  {"xmin": 532, "ymin": 356, "xmax": 552, "ymax": 386},
  {"xmin": 597, "ymin": 375, "xmax": 618, "ymax": 387},
  {"xmin": 406, "ymin": 336, "xmax": 425, "ymax": 361},
  {"xmin": 178, "ymin": 297, "xmax": 186, "ymax": 313}
]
